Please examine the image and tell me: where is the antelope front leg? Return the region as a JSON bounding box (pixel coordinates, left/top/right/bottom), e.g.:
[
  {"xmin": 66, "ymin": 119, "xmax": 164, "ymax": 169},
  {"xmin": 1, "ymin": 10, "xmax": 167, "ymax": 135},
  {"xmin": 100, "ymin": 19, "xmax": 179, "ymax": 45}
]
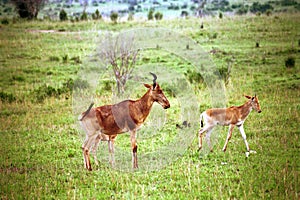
[
  {"xmin": 238, "ymin": 125, "xmax": 256, "ymax": 157},
  {"xmin": 198, "ymin": 128, "xmax": 204, "ymax": 151},
  {"xmin": 108, "ymin": 138, "xmax": 115, "ymax": 167},
  {"xmin": 206, "ymin": 129, "xmax": 213, "ymax": 152},
  {"xmin": 130, "ymin": 131, "xmax": 138, "ymax": 169},
  {"xmin": 222, "ymin": 125, "xmax": 235, "ymax": 152}
]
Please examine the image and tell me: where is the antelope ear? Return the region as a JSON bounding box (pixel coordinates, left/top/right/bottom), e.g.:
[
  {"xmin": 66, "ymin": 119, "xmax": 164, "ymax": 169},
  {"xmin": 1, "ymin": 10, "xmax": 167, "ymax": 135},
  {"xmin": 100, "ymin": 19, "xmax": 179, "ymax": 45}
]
[
  {"xmin": 144, "ymin": 83, "xmax": 152, "ymax": 89},
  {"xmin": 244, "ymin": 95, "xmax": 252, "ymax": 99}
]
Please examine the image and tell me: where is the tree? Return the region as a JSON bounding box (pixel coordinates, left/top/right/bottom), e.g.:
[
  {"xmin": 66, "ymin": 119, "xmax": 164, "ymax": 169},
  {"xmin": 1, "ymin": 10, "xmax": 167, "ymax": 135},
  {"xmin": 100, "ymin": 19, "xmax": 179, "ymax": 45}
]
[
  {"xmin": 110, "ymin": 12, "xmax": 118, "ymax": 23},
  {"xmin": 99, "ymin": 34, "xmax": 140, "ymax": 95},
  {"xmin": 11, "ymin": 0, "xmax": 46, "ymax": 19},
  {"xmin": 59, "ymin": 9, "xmax": 68, "ymax": 21}
]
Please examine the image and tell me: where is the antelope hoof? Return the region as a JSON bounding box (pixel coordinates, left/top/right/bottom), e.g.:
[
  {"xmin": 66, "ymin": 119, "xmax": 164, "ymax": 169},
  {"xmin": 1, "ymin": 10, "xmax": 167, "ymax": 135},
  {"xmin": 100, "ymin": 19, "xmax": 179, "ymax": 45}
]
[
  {"xmin": 245, "ymin": 151, "xmax": 250, "ymax": 158},
  {"xmin": 249, "ymin": 150, "xmax": 257, "ymax": 154},
  {"xmin": 222, "ymin": 148, "xmax": 227, "ymax": 152}
]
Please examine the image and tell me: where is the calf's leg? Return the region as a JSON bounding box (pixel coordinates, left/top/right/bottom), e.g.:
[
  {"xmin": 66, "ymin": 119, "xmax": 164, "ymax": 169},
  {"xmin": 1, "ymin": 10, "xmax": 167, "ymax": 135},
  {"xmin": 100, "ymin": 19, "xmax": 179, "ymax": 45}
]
[{"xmin": 222, "ymin": 124, "xmax": 235, "ymax": 152}]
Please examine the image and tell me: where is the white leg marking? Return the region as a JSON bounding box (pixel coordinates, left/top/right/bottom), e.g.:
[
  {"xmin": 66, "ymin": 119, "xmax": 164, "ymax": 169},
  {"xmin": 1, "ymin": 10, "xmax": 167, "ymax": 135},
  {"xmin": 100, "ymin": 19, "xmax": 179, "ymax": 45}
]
[{"xmin": 238, "ymin": 125, "xmax": 251, "ymax": 152}]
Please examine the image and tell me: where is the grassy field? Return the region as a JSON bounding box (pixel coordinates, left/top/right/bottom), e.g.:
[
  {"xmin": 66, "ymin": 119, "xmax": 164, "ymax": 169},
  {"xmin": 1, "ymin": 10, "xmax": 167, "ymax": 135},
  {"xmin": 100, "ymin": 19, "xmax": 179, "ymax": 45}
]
[{"xmin": 0, "ymin": 13, "xmax": 299, "ymax": 199}]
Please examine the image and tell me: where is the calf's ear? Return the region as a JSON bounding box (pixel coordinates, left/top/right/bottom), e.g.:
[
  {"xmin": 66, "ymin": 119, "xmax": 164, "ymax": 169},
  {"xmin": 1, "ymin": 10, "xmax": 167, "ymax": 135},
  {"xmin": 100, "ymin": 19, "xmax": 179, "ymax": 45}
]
[
  {"xmin": 244, "ymin": 95, "xmax": 252, "ymax": 99},
  {"xmin": 144, "ymin": 83, "xmax": 152, "ymax": 89}
]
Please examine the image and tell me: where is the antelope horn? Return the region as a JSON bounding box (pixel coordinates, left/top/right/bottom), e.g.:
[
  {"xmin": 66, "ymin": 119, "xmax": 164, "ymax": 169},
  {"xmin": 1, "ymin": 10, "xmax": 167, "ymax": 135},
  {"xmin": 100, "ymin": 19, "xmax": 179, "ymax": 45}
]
[{"xmin": 150, "ymin": 72, "xmax": 157, "ymax": 89}]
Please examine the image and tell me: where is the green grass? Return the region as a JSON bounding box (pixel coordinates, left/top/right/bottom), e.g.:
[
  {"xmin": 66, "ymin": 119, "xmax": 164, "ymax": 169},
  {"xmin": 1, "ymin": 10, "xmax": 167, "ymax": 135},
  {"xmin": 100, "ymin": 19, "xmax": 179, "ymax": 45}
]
[{"xmin": 0, "ymin": 13, "xmax": 299, "ymax": 199}]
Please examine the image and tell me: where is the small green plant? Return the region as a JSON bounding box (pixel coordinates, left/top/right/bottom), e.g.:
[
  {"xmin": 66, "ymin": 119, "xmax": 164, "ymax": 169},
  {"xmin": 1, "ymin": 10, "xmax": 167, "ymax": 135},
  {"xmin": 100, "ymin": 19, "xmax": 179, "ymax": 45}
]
[
  {"xmin": 49, "ymin": 56, "xmax": 60, "ymax": 62},
  {"xmin": 59, "ymin": 9, "xmax": 68, "ymax": 21},
  {"xmin": 70, "ymin": 56, "xmax": 82, "ymax": 64},
  {"xmin": 285, "ymin": 56, "xmax": 295, "ymax": 68},
  {"xmin": 62, "ymin": 54, "xmax": 68, "ymax": 63}
]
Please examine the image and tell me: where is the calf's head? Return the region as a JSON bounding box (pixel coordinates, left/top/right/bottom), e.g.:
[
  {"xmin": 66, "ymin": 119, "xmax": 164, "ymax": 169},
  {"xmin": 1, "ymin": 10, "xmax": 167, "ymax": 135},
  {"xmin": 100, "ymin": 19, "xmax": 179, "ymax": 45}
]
[{"xmin": 245, "ymin": 94, "xmax": 262, "ymax": 113}]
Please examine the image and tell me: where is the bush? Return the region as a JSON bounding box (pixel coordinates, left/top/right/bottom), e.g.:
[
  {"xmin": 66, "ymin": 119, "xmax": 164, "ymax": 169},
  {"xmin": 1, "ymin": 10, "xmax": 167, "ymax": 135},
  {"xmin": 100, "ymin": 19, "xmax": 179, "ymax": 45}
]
[
  {"xmin": 31, "ymin": 79, "xmax": 76, "ymax": 102},
  {"xmin": 1, "ymin": 18, "xmax": 9, "ymax": 25},
  {"xmin": 154, "ymin": 12, "xmax": 163, "ymax": 20},
  {"xmin": 70, "ymin": 56, "xmax": 82, "ymax": 64},
  {"xmin": 285, "ymin": 56, "xmax": 295, "ymax": 68},
  {"xmin": 62, "ymin": 54, "xmax": 68, "ymax": 63},
  {"xmin": 219, "ymin": 12, "xmax": 223, "ymax": 19},
  {"xmin": 236, "ymin": 6, "xmax": 248, "ymax": 15},
  {"xmin": 92, "ymin": 9, "xmax": 101, "ymax": 20},
  {"xmin": 11, "ymin": 0, "xmax": 45, "ymax": 19},
  {"xmin": 148, "ymin": 9, "xmax": 154, "ymax": 20},
  {"xmin": 128, "ymin": 13, "xmax": 134, "ymax": 21},
  {"xmin": 110, "ymin": 12, "xmax": 118, "ymax": 23},
  {"xmin": 80, "ymin": 11, "xmax": 88, "ymax": 20},
  {"xmin": 250, "ymin": 2, "xmax": 274, "ymax": 14},
  {"xmin": 49, "ymin": 56, "xmax": 60, "ymax": 62},
  {"xmin": 181, "ymin": 10, "xmax": 189, "ymax": 17},
  {"xmin": 0, "ymin": 91, "xmax": 16, "ymax": 103},
  {"xmin": 266, "ymin": 9, "xmax": 272, "ymax": 16},
  {"xmin": 59, "ymin": 9, "xmax": 68, "ymax": 21},
  {"xmin": 185, "ymin": 69, "xmax": 204, "ymax": 85}
]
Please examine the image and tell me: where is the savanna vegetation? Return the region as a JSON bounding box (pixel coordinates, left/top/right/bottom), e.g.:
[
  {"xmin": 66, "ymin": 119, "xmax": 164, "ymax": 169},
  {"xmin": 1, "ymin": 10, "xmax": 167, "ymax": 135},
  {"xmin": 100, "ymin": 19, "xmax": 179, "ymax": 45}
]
[{"xmin": 0, "ymin": 1, "xmax": 299, "ymax": 199}]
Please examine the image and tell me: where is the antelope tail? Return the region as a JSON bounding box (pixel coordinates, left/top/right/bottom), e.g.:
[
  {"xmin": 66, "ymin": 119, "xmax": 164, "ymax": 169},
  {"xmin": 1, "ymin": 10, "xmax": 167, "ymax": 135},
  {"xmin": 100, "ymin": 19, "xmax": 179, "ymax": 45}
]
[
  {"xmin": 200, "ymin": 113, "xmax": 204, "ymax": 128},
  {"xmin": 79, "ymin": 102, "xmax": 94, "ymax": 121}
]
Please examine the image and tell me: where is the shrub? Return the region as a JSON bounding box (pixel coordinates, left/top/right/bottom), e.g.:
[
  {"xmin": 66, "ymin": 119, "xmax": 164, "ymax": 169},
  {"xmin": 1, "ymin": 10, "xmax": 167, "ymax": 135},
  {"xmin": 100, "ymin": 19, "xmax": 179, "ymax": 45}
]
[
  {"xmin": 128, "ymin": 13, "xmax": 134, "ymax": 21},
  {"xmin": 236, "ymin": 6, "xmax": 248, "ymax": 15},
  {"xmin": 110, "ymin": 12, "xmax": 118, "ymax": 23},
  {"xmin": 31, "ymin": 79, "xmax": 77, "ymax": 102},
  {"xmin": 185, "ymin": 69, "xmax": 204, "ymax": 85},
  {"xmin": 285, "ymin": 56, "xmax": 295, "ymax": 68},
  {"xmin": 1, "ymin": 18, "xmax": 9, "ymax": 25},
  {"xmin": 148, "ymin": 9, "xmax": 154, "ymax": 20},
  {"xmin": 59, "ymin": 9, "xmax": 68, "ymax": 21},
  {"xmin": 62, "ymin": 54, "xmax": 68, "ymax": 63},
  {"xmin": 92, "ymin": 9, "xmax": 101, "ymax": 20},
  {"xmin": 11, "ymin": 0, "xmax": 45, "ymax": 19},
  {"xmin": 73, "ymin": 78, "xmax": 90, "ymax": 90},
  {"xmin": 0, "ymin": 91, "xmax": 16, "ymax": 103},
  {"xmin": 219, "ymin": 12, "xmax": 223, "ymax": 19},
  {"xmin": 154, "ymin": 12, "xmax": 163, "ymax": 20},
  {"xmin": 70, "ymin": 56, "xmax": 82, "ymax": 64},
  {"xmin": 250, "ymin": 2, "xmax": 274, "ymax": 14},
  {"xmin": 32, "ymin": 84, "xmax": 57, "ymax": 102},
  {"xmin": 80, "ymin": 11, "xmax": 88, "ymax": 20},
  {"xmin": 266, "ymin": 9, "xmax": 272, "ymax": 16},
  {"xmin": 49, "ymin": 56, "xmax": 60, "ymax": 62},
  {"xmin": 181, "ymin": 10, "xmax": 189, "ymax": 17}
]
